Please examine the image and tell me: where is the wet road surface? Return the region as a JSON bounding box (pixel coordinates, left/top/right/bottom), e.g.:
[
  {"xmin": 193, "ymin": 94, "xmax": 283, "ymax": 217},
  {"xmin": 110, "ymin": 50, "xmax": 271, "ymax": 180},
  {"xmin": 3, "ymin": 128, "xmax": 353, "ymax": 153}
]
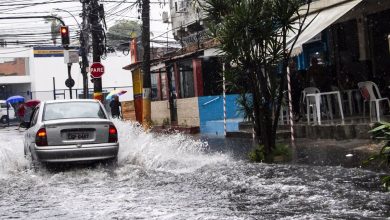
[{"xmin": 0, "ymin": 121, "xmax": 389, "ymax": 219}]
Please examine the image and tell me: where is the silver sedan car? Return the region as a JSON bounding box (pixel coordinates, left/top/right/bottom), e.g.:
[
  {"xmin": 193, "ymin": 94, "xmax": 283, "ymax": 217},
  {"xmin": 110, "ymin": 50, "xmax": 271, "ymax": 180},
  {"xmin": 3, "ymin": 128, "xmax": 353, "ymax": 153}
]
[{"xmin": 24, "ymin": 99, "xmax": 119, "ymax": 164}]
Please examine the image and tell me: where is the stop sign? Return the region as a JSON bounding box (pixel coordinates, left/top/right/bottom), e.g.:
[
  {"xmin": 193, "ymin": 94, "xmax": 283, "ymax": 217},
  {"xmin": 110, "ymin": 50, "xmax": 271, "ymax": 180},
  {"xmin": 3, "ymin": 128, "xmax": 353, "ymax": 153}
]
[{"xmin": 90, "ymin": 62, "xmax": 105, "ymax": 78}]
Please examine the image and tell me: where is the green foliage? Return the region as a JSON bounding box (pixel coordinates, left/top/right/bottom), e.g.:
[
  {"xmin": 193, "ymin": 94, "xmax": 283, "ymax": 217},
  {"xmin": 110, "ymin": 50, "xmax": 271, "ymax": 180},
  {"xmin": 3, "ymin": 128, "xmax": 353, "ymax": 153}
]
[
  {"xmin": 364, "ymin": 122, "xmax": 390, "ymax": 191},
  {"xmin": 249, "ymin": 143, "xmax": 292, "ymax": 163},
  {"xmin": 162, "ymin": 118, "xmax": 170, "ymax": 126},
  {"xmin": 236, "ymin": 94, "xmax": 253, "ymax": 121},
  {"xmin": 107, "ymin": 20, "xmax": 141, "ymax": 50},
  {"xmin": 203, "ymin": 0, "xmax": 309, "ymax": 160},
  {"xmin": 44, "ymin": 14, "xmax": 62, "ymax": 45},
  {"xmin": 249, "ymin": 144, "xmax": 265, "ymax": 162}
]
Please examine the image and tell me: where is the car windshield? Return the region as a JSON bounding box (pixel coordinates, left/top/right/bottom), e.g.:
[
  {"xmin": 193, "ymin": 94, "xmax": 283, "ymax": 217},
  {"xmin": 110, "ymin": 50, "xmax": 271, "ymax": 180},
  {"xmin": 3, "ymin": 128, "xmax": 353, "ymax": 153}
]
[{"xmin": 43, "ymin": 102, "xmax": 106, "ymax": 121}]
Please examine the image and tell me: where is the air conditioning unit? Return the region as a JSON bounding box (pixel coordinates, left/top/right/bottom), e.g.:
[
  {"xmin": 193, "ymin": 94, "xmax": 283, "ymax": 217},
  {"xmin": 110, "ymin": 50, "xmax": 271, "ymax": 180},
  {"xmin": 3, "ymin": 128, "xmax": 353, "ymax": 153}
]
[{"xmin": 162, "ymin": 11, "xmax": 169, "ymax": 23}]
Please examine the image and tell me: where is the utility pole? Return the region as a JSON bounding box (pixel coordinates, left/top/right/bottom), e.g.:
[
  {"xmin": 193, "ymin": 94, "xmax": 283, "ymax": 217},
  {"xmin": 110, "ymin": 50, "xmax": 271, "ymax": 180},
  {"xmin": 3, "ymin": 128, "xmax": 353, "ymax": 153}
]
[
  {"xmin": 141, "ymin": 0, "xmax": 151, "ymax": 127},
  {"xmin": 89, "ymin": 0, "xmax": 105, "ymax": 101},
  {"xmin": 80, "ymin": 0, "xmax": 89, "ymax": 99}
]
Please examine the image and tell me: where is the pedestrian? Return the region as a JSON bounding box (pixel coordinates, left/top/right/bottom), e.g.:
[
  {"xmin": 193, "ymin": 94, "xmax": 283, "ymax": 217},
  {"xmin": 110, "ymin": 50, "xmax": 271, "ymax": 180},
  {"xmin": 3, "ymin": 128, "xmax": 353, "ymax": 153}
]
[
  {"xmin": 109, "ymin": 95, "xmax": 121, "ymax": 119},
  {"xmin": 17, "ymin": 103, "xmax": 25, "ymax": 122}
]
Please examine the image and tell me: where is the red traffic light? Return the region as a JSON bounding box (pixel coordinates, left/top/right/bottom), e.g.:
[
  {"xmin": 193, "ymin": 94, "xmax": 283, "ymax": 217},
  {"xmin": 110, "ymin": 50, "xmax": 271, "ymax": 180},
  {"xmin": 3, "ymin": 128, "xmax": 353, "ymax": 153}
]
[
  {"xmin": 61, "ymin": 26, "xmax": 68, "ymax": 34},
  {"xmin": 60, "ymin": 26, "xmax": 70, "ymax": 46}
]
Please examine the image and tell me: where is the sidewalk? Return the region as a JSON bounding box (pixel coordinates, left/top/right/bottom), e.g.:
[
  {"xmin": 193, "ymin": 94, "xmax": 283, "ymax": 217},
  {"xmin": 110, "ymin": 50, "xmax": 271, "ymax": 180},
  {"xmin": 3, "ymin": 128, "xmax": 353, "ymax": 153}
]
[{"xmin": 196, "ymin": 134, "xmax": 385, "ymax": 169}]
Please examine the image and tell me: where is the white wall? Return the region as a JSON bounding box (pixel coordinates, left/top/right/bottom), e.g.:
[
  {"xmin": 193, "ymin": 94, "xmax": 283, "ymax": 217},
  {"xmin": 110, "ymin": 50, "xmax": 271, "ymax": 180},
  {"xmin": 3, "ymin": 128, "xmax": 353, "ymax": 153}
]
[
  {"xmin": 0, "ymin": 48, "xmax": 33, "ymax": 84},
  {"xmin": 101, "ymin": 52, "xmax": 133, "ymax": 102},
  {"xmin": 0, "ymin": 48, "xmax": 134, "ymax": 102},
  {"xmin": 0, "ymin": 48, "xmax": 33, "ymax": 99}
]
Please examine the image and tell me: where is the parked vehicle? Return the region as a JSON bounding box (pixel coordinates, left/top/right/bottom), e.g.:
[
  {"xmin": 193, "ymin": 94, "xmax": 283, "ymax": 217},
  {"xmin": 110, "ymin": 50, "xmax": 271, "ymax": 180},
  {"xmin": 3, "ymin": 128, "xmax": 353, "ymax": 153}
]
[
  {"xmin": 23, "ymin": 99, "xmax": 119, "ymax": 165},
  {"xmin": 0, "ymin": 100, "xmax": 15, "ymax": 124}
]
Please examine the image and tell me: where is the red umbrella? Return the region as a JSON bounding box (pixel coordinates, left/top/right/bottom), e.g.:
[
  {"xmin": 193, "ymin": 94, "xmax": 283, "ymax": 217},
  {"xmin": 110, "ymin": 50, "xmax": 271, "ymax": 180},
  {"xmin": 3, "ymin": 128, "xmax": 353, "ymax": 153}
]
[{"xmin": 25, "ymin": 99, "xmax": 40, "ymax": 108}]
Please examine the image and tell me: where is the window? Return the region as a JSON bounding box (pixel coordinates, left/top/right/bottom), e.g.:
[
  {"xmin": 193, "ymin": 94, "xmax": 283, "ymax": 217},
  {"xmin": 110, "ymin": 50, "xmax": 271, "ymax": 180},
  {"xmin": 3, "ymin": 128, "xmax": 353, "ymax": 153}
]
[
  {"xmin": 30, "ymin": 107, "xmax": 40, "ymax": 126},
  {"xmin": 161, "ymin": 72, "xmax": 169, "ymax": 100},
  {"xmin": 167, "ymin": 65, "xmax": 177, "ymax": 99},
  {"xmin": 0, "ymin": 57, "xmax": 28, "ymax": 76},
  {"xmin": 43, "ymin": 102, "xmax": 106, "ymax": 121},
  {"xmin": 178, "ymin": 60, "xmax": 194, "ymax": 98},
  {"xmin": 178, "ymin": 0, "xmax": 188, "ymax": 12},
  {"xmin": 151, "ymin": 73, "xmax": 159, "ymax": 101},
  {"xmin": 202, "ymin": 58, "xmax": 223, "ymax": 96}
]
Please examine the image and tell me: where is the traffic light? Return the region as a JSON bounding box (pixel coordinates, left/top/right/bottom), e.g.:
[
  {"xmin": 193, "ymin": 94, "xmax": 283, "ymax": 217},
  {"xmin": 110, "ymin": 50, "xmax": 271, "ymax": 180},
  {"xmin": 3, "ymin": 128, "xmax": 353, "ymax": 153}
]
[{"xmin": 60, "ymin": 26, "xmax": 70, "ymax": 47}]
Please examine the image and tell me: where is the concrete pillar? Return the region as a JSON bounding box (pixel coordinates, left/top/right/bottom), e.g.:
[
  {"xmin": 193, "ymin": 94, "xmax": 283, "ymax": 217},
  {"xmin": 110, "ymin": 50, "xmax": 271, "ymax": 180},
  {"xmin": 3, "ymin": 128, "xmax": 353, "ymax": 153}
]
[
  {"xmin": 356, "ymin": 15, "xmax": 370, "ymax": 61},
  {"xmin": 192, "ymin": 58, "xmax": 203, "ymax": 97}
]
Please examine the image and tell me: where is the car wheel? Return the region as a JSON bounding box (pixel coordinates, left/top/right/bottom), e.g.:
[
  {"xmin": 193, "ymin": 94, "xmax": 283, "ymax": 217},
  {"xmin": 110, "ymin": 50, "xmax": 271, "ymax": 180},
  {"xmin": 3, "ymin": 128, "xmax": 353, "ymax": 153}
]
[
  {"xmin": 0, "ymin": 115, "xmax": 9, "ymax": 124},
  {"xmin": 25, "ymin": 146, "xmax": 40, "ymax": 170}
]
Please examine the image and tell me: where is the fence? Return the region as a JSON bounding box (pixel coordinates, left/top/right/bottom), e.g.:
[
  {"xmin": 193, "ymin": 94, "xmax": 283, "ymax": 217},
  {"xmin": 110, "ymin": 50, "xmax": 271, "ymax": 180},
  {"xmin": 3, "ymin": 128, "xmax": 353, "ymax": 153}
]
[{"xmin": 0, "ymin": 86, "xmax": 133, "ymax": 103}]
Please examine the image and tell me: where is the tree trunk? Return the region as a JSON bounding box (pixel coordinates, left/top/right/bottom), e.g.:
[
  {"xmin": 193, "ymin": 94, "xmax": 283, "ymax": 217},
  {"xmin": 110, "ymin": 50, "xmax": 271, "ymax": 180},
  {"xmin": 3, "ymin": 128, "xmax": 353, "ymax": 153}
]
[{"xmin": 251, "ymin": 67, "xmax": 276, "ymax": 162}]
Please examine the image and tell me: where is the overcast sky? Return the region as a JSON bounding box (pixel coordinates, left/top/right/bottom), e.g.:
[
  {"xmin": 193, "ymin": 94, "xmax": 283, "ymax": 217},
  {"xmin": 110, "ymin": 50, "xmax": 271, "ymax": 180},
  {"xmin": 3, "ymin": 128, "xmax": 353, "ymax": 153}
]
[{"xmin": 0, "ymin": 0, "xmax": 173, "ymax": 48}]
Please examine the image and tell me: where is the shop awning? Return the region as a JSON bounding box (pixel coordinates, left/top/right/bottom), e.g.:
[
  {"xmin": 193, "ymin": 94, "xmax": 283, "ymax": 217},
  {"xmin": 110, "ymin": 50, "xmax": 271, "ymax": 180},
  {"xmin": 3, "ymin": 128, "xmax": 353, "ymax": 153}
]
[{"xmin": 287, "ymin": 0, "xmax": 363, "ymax": 56}]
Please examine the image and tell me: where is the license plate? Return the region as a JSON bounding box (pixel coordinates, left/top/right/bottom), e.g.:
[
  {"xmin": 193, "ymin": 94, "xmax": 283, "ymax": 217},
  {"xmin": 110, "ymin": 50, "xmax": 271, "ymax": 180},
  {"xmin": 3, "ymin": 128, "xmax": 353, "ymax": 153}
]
[{"xmin": 67, "ymin": 132, "xmax": 89, "ymax": 140}]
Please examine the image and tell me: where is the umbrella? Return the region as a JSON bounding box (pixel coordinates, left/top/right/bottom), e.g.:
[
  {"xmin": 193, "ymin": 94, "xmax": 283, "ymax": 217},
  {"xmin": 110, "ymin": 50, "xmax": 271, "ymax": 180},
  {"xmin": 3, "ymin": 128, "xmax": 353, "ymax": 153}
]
[
  {"xmin": 25, "ymin": 99, "xmax": 41, "ymax": 108},
  {"xmin": 106, "ymin": 90, "xmax": 127, "ymax": 100},
  {"xmin": 6, "ymin": 95, "xmax": 25, "ymax": 104}
]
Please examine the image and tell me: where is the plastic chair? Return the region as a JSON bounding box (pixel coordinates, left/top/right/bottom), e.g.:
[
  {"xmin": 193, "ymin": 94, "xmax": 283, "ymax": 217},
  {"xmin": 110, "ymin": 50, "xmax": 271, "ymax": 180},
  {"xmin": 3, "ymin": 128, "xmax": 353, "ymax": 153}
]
[
  {"xmin": 358, "ymin": 81, "xmax": 390, "ymax": 121},
  {"xmin": 302, "ymin": 87, "xmax": 320, "ymax": 124},
  {"xmin": 331, "ymin": 85, "xmax": 352, "ymax": 116},
  {"xmin": 279, "ymin": 91, "xmax": 290, "ymax": 125}
]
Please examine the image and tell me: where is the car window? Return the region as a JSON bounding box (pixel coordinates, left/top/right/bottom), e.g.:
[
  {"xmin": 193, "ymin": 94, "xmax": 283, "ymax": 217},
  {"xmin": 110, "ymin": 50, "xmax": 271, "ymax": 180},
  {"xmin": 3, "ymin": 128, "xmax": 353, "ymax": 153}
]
[
  {"xmin": 0, "ymin": 103, "xmax": 7, "ymax": 108},
  {"xmin": 30, "ymin": 107, "xmax": 40, "ymax": 126},
  {"xmin": 43, "ymin": 102, "xmax": 107, "ymax": 121}
]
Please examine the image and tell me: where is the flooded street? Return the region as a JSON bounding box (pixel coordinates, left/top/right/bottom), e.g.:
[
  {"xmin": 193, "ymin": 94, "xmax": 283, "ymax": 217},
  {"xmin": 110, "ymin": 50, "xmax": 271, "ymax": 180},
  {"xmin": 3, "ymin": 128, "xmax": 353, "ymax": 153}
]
[{"xmin": 0, "ymin": 121, "xmax": 389, "ymax": 219}]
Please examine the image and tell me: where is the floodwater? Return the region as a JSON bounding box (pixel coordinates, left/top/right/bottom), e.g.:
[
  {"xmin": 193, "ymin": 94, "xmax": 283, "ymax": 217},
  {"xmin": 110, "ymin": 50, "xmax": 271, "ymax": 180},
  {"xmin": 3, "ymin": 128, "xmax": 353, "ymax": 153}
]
[{"xmin": 0, "ymin": 120, "xmax": 389, "ymax": 219}]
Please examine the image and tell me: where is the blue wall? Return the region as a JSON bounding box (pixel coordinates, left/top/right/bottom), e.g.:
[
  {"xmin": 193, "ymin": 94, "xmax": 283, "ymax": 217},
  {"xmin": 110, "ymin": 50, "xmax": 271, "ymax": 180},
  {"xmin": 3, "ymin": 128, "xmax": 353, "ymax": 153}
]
[{"xmin": 198, "ymin": 94, "xmax": 244, "ymax": 135}]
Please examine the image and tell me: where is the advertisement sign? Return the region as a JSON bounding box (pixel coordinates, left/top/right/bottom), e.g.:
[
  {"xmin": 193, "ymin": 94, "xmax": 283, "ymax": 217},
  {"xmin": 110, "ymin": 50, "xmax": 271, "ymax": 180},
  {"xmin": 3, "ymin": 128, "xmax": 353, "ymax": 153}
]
[{"xmin": 33, "ymin": 47, "xmax": 64, "ymax": 57}]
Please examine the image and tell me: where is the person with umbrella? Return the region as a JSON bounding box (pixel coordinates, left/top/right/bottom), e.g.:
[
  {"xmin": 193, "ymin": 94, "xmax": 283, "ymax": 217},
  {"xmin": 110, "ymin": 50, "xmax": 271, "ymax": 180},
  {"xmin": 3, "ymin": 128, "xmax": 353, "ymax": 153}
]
[
  {"xmin": 107, "ymin": 90, "xmax": 126, "ymax": 119},
  {"xmin": 5, "ymin": 95, "xmax": 24, "ymax": 126},
  {"xmin": 19, "ymin": 100, "xmax": 40, "ymax": 129},
  {"xmin": 109, "ymin": 95, "xmax": 121, "ymax": 119},
  {"xmin": 17, "ymin": 103, "xmax": 25, "ymax": 123}
]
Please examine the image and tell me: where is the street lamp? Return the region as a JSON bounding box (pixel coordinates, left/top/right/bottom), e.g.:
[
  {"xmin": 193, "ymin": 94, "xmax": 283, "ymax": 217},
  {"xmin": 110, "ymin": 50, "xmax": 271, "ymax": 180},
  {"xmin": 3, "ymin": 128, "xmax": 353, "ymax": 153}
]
[{"xmin": 54, "ymin": 8, "xmax": 81, "ymax": 29}]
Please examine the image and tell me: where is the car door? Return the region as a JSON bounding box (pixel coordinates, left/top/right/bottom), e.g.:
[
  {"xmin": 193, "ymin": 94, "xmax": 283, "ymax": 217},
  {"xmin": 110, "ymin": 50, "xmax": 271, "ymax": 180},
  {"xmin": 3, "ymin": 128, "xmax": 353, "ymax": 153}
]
[{"xmin": 24, "ymin": 106, "xmax": 40, "ymax": 152}]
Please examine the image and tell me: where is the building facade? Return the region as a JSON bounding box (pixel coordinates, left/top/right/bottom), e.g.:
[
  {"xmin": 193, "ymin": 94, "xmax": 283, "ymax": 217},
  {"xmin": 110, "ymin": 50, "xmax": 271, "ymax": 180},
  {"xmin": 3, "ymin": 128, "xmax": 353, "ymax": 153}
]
[
  {"xmin": 292, "ymin": 0, "xmax": 390, "ymax": 97},
  {"xmin": 125, "ymin": 0, "xmax": 390, "ymax": 134},
  {"xmin": 0, "ymin": 47, "xmax": 133, "ymax": 102}
]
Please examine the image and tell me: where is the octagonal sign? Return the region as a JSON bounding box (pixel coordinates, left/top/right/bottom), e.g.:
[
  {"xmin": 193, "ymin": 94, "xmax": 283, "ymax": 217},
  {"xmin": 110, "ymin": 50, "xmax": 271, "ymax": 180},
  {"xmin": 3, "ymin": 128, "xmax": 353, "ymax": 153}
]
[{"xmin": 90, "ymin": 62, "xmax": 105, "ymax": 78}]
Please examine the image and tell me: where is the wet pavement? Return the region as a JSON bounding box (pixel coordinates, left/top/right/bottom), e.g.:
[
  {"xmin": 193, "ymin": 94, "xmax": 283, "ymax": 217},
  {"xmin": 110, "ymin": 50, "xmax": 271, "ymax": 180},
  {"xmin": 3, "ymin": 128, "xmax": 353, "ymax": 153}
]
[{"xmin": 0, "ymin": 121, "xmax": 389, "ymax": 219}]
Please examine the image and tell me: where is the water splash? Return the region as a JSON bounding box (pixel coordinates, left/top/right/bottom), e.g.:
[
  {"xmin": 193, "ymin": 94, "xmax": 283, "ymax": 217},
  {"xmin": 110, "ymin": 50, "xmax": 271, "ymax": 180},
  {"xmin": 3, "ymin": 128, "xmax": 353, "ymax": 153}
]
[
  {"xmin": 0, "ymin": 129, "xmax": 28, "ymax": 176},
  {"xmin": 114, "ymin": 120, "xmax": 230, "ymax": 173},
  {"xmin": 0, "ymin": 120, "xmax": 230, "ymax": 175},
  {"xmin": 0, "ymin": 122, "xmax": 389, "ymax": 219}
]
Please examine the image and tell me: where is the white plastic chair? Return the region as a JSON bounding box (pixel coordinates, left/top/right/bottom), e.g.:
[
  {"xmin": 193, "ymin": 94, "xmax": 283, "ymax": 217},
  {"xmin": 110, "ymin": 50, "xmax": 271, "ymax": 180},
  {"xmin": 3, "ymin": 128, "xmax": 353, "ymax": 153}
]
[
  {"xmin": 279, "ymin": 91, "xmax": 290, "ymax": 125},
  {"xmin": 302, "ymin": 87, "xmax": 320, "ymax": 124},
  {"xmin": 358, "ymin": 81, "xmax": 390, "ymax": 121}
]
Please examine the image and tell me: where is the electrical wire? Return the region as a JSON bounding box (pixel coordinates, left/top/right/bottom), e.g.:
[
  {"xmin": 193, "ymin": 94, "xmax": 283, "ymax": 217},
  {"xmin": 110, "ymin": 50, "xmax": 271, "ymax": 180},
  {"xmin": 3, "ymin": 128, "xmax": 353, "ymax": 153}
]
[{"xmin": 0, "ymin": 0, "xmax": 176, "ymax": 49}]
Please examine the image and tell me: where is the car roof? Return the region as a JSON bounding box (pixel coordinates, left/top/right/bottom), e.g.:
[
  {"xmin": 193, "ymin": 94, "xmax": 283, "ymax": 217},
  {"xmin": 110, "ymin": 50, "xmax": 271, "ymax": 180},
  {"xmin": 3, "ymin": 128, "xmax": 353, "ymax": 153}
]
[{"xmin": 43, "ymin": 99, "xmax": 101, "ymax": 104}]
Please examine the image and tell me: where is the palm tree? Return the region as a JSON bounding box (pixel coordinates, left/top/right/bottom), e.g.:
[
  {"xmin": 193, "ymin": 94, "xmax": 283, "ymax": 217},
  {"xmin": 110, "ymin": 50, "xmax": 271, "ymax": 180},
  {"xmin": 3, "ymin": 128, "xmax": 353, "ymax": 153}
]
[
  {"xmin": 44, "ymin": 14, "xmax": 62, "ymax": 46},
  {"xmin": 203, "ymin": 0, "xmax": 311, "ymax": 161}
]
